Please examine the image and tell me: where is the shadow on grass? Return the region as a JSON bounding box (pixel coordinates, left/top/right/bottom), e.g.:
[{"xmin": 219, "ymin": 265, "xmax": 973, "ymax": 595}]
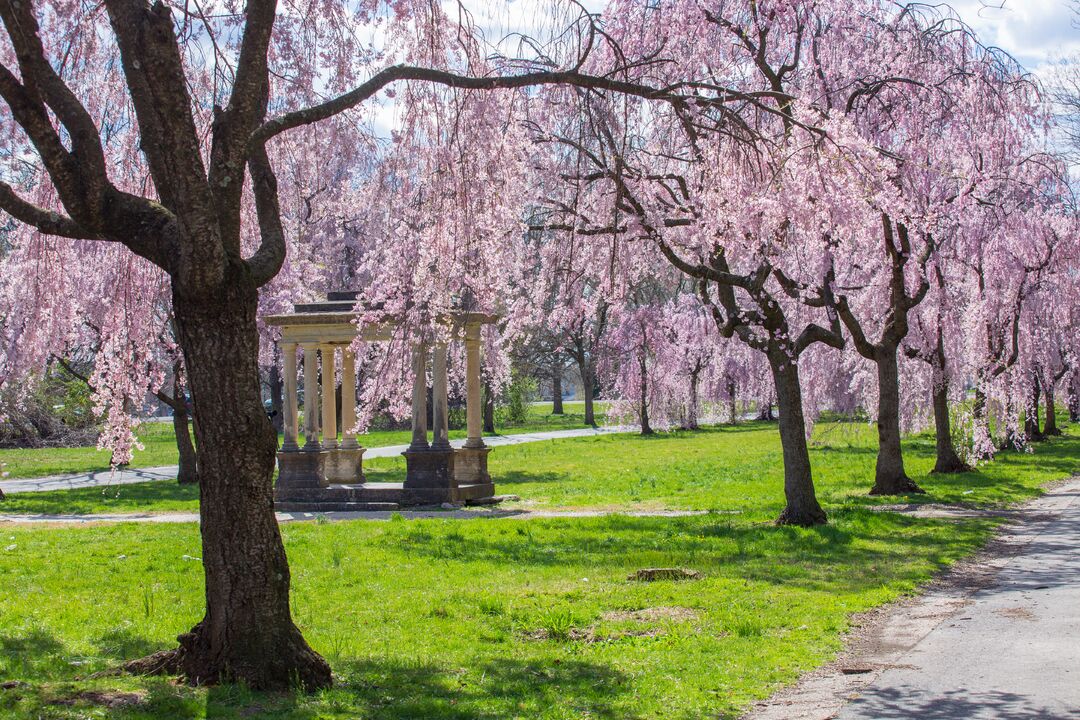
[
  {"xmin": 2, "ymin": 627, "xmax": 632, "ymax": 720},
  {"xmin": 0, "ymin": 482, "xmax": 199, "ymax": 516},
  {"xmin": 380, "ymin": 510, "xmax": 991, "ymax": 596}
]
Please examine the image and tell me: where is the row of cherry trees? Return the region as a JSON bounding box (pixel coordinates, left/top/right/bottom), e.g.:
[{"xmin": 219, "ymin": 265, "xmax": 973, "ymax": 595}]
[{"xmin": 0, "ymin": 0, "xmax": 1076, "ymax": 692}]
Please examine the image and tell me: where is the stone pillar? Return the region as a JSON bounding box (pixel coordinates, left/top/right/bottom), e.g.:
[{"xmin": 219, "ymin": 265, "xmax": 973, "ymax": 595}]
[
  {"xmin": 409, "ymin": 343, "xmax": 430, "ymax": 451},
  {"xmin": 320, "ymin": 344, "xmax": 338, "ymax": 450},
  {"xmin": 432, "ymin": 341, "xmax": 451, "ymax": 450},
  {"xmin": 455, "ymin": 324, "xmax": 492, "ymax": 490},
  {"xmin": 464, "ymin": 326, "xmax": 485, "ymax": 449},
  {"xmin": 404, "ymin": 340, "xmax": 455, "ymax": 502},
  {"xmin": 281, "ymin": 342, "xmax": 299, "ymax": 452},
  {"xmin": 303, "ymin": 344, "xmax": 320, "ymax": 451},
  {"xmin": 340, "ymin": 348, "xmax": 359, "ymax": 450},
  {"xmin": 278, "ymin": 342, "xmax": 328, "ymax": 493},
  {"xmin": 325, "ymin": 345, "xmax": 365, "ymax": 484}
]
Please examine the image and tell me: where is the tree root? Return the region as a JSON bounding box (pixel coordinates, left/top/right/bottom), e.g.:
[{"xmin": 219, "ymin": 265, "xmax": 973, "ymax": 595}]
[{"xmin": 869, "ymin": 476, "xmax": 926, "ymax": 496}]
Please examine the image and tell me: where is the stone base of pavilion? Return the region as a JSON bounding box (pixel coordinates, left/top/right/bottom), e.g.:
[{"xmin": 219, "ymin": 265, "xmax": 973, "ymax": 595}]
[{"xmin": 274, "ymin": 446, "xmax": 494, "ymax": 511}]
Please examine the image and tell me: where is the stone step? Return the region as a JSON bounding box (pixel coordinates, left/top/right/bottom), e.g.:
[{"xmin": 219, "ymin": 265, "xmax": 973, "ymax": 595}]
[{"xmin": 275, "ymin": 501, "xmax": 401, "ymax": 512}]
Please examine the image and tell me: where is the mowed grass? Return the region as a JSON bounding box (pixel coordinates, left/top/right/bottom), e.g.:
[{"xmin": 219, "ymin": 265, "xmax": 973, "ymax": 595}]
[
  {"xmin": 0, "ymin": 510, "xmax": 994, "ymax": 719},
  {"xmin": 6, "ymin": 416, "xmax": 1076, "ymax": 517},
  {"xmin": 0, "ymin": 416, "xmax": 1075, "ymax": 718},
  {"xmin": 0, "ymin": 402, "xmax": 608, "ymax": 480}
]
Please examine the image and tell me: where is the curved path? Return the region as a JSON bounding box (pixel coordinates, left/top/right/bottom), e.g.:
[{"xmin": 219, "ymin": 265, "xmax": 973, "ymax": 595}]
[
  {"xmin": 747, "ymin": 477, "xmax": 1080, "ymax": 720},
  {"xmin": 0, "ymin": 426, "xmax": 623, "ymax": 496}
]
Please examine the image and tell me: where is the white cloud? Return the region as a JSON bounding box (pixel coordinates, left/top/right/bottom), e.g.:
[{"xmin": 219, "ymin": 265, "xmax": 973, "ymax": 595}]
[{"xmin": 950, "ymin": 0, "xmax": 1080, "ymax": 71}]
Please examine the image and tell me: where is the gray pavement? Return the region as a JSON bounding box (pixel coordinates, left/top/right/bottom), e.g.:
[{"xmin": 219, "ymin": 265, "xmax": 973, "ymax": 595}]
[
  {"xmin": 745, "ymin": 478, "xmax": 1080, "ymax": 720},
  {"xmin": 836, "ymin": 483, "xmax": 1080, "ymax": 719},
  {"xmin": 0, "ymin": 426, "xmax": 623, "ymax": 495}
]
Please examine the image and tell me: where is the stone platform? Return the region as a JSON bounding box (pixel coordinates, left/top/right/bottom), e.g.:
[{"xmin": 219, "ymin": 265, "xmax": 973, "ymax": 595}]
[{"xmin": 274, "ymin": 480, "xmax": 496, "ymax": 511}]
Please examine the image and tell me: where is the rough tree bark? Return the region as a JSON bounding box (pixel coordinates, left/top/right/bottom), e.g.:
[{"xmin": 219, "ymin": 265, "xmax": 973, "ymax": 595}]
[
  {"xmin": 770, "ymin": 352, "xmax": 827, "ymax": 526},
  {"xmin": 929, "ymin": 375, "xmax": 968, "ymax": 473},
  {"xmin": 869, "ymin": 348, "xmax": 923, "ymax": 494},
  {"xmin": 130, "ymin": 266, "xmax": 329, "ymax": 688}
]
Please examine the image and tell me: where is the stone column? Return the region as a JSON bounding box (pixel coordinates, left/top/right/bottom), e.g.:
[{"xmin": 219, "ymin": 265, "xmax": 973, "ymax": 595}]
[
  {"xmin": 464, "ymin": 326, "xmax": 485, "ymax": 449},
  {"xmin": 281, "ymin": 342, "xmax": 299, "ymax": 451},
  {"xmin": 320, "ymin": 344, "xmax": 338, "ymax": 450},
  {"xmin": 340, "ymin": 348, "xmax": 359, "ymax": 450},
  {"xmin": 453, "ymin": 323, "xmax": 491, "ymax": 491},
  {"xmin": 409, "ymin": 343, "xmax": 429, "ymax": 451},
  {"xmin": 432, "ymin": 342, "xmax": 451, "ymax": 450},
  {"xmin": 303, "ymin": 344, "xmax": 320, "ymax": 451},
  {"xmin": 278, "ymin": 342, "xmax": 327, "ymax": 491}
]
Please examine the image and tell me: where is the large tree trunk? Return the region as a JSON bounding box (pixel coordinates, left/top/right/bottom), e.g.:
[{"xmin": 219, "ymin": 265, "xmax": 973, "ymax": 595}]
[
  {"xmin": 638, "ymin": 352, "xmax": 653, "ymax": 435},
  {"xmin": 870, "ymin": 348, "xmax": 924, "ymax": 495},
  {"xmin": 130, "ymin": 269, "xmax": 330, "ymax": 690},
  {"xmin": 174, "ymin": 408, "xmax": 199, "ymax": 485},
  {"xmin": 769, "ymin": 353, "xmax": 827, "ymax": 526},
  {"xmin": 551, "ymin": 365, "xmax": 564, "ymax": 415},
  {"xmin": 1044, "ymin": 386, "xmax": 1060, "ymax": 436},
  {"xmin": 930, "ymin": 376, "xmax": 968, "ymax": 474}
]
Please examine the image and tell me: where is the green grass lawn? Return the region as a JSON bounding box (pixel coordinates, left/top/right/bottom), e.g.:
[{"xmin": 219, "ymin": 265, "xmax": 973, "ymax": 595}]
[
  {"xmin": 0, "ymin": 402, "xmax": 608, "ymax": 480},
  {"xmin": 0, "ymin": 510, "xmax": 994, "ymax": 719},
  {"xmin": 0, "ymin": 416, "xmax": 1075, "ymax": 718},
  {"xmin": 5, "ymin": 417, "xmax": 1076, "ymax": 517}
]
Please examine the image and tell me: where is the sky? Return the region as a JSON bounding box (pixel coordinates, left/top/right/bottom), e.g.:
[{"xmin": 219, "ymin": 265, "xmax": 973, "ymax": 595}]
[{"xmin": 950, "ymin": 0, "xmax": 1080, "ymax": 74}]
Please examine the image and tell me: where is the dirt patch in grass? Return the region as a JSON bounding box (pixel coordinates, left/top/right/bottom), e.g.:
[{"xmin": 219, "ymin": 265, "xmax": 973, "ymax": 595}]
[
  {"xmin": 627, "ymin": 567, "xmax": 704, "ymax": 582},
  {"xmin": 52, "ymin": 689, "xmax": 147, "ymax": 708},
  {"xmin": 602, "ymin": 606, "xmax": 700, "ymax": 623}
]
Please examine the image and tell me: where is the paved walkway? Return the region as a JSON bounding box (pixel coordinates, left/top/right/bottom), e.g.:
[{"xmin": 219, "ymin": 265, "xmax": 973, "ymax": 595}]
[
  {"xmin": 0, "ymin": 427, "xmax": 623, "ymax": 495},
  {"xmin": 748, "ymin": 477, "xmax": 1080, "ymax": 720}
]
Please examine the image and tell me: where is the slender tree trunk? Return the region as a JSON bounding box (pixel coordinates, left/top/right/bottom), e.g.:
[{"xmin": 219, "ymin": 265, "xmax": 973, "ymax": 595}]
[
  {"xmin": 684, "ymin": 369, "xmax": 700, "ymax": 430},
  {"xmin": 930, "ymin": 378, "xmax": 968, "ymax": 474},
  {"xmin": 551, "ymin": 365, "xmax": 564, "ymax": 415},
  {"xmin": 870, "ymin": 347, "xmax": 924, "ymax": 495},
  {"xmin": 482, "ymin": 380, "xmax": 496, "ymax": 434},
  {"xmin": 581, "ymin": 361, "xmax": 597, "ymax": 427},
  {"xmin": 638, "ymin": 351, "xmax": 652, "ymax": 435},
  {"xmin": 268, "ymin": 357, "xmax": 284, "ymax": 434},
  {"xmin": 174, "ymin": 408, "xmax": 199, "ymax": 485},
  {"xmin": 1024, "ymin": 374, "xmax": 1043, "ymax": 442},
  {"xmin": 130, "ymin": 268, "xmax": 330, "ymax": 690},
  {"xmin": 1044, "ymin": 387, "xmax": 1060, "ymax": 436},
  {"xmin": 769, "ymin": 353, "xmax": 827, "ymax": 526}
]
